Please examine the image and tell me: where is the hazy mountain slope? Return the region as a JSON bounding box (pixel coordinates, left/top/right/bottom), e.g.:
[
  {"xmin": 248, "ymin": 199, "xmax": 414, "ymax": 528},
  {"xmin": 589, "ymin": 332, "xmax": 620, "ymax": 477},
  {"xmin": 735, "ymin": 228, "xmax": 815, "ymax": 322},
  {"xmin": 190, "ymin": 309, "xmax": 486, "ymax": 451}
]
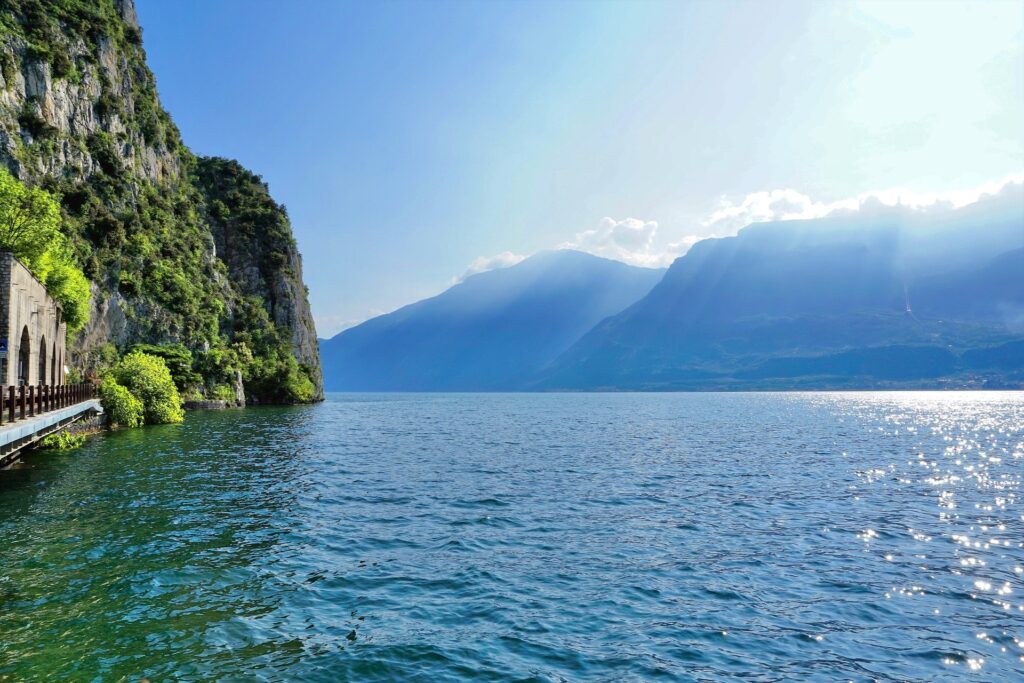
[
  {"xmin": 321, "ymin": 250, "xmax": 664, "ymax": 390},
  {"xmin": 541, "ymin": 185, "xmax": 1024, "ymax": 389}
]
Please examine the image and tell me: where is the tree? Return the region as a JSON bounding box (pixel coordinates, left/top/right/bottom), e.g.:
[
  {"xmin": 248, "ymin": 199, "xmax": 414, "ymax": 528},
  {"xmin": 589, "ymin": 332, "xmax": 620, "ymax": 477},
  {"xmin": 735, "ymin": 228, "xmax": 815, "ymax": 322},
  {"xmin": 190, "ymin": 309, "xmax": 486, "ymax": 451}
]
[
  {"xmin": 0, "ymin": 168, "xmax": 91, "ymax": 333},
  {"xmin": 0, "ymin": 167, "xmax": 61, "ymax": 272}
]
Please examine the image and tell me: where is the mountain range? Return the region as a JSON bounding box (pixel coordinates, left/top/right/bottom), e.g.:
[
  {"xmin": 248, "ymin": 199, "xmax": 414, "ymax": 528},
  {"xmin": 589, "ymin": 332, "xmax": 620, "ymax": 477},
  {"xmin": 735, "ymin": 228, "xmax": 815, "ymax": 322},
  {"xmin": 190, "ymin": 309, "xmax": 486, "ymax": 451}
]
[
  {"xmin": 322, "ymin": 184, "xmax": 1024, "ymax": 391},
  {"xmin": 320, "ymin": 250, "xmax": 664, "ymax": 390}
]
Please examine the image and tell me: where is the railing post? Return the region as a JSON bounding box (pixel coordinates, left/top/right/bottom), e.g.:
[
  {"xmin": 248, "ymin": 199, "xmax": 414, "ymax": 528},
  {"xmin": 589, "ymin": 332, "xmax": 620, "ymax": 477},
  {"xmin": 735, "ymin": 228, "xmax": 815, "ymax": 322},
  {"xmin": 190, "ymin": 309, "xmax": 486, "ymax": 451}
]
[
  {"xmin": 8, "ymin": 386, "xmax": 14, "ymax": 423},
  {"xmin": 44, "ymin": 385, "xmax": 48, "ymax": 413},
  {"xmin": 27, "ymin": 385, "xmax": 34, "ymax": 418},
  {"xmin": 19, "ymin": 385, "xmax": 25, "ymax": 420}
]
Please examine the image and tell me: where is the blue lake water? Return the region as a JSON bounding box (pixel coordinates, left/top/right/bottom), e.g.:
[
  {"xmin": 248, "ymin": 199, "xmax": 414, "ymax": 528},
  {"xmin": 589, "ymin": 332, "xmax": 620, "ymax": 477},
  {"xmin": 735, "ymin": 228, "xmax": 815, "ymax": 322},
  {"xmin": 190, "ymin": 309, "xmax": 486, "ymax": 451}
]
[{"xmin": 0, "ymin": 392, "xmax": 1022, "ymax": 680}]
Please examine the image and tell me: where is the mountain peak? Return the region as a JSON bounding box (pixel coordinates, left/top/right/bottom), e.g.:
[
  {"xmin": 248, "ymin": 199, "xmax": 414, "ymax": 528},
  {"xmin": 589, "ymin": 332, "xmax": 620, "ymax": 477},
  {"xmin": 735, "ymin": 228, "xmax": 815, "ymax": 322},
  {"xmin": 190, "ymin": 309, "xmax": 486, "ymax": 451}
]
[{"xmin": 321, "ymin": 251, "xmax": 664, "ymax": 390}]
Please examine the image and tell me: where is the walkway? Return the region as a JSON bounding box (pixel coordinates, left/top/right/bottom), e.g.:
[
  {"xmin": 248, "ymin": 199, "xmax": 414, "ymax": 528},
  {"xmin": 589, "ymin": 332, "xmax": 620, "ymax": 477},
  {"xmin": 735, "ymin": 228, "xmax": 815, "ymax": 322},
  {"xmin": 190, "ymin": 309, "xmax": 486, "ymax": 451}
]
[{"xmin": 0, "ymin": 384, "xmax": 102, "ymax": 466}]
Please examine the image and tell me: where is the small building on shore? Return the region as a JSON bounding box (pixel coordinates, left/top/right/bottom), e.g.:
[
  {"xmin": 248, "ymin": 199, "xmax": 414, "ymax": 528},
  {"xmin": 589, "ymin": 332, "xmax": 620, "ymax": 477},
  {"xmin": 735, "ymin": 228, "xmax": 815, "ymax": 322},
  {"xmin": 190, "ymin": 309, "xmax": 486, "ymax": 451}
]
[{"xmin": 0, "ymin": 253, "xmax": 67, "ymax": 387}]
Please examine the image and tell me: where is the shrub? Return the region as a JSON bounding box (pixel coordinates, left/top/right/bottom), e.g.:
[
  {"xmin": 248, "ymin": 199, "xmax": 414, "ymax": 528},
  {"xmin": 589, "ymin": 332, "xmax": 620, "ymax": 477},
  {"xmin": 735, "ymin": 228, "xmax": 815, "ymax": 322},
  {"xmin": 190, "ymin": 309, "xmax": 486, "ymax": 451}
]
[
  {"xmin": 109, "ymin": 352, "xmax": 184, "ymax": 424},
  {"xmin": 211, "ymin": 384, "xmax": 237, "ymax": 402},
  {"xmin": 128, "ymin": 343, "xmax": 201, "ymax": 390},
  {"xmin": 38, "ymin": 430, "xmax": 86, "ymax": 451},
  {"xmin": 99, "ymin": 376, "xmax": 144, "ymax": 428},
  {"xmin": 244, "ymin": 348, "xmax": 316, "ymax": 404}
]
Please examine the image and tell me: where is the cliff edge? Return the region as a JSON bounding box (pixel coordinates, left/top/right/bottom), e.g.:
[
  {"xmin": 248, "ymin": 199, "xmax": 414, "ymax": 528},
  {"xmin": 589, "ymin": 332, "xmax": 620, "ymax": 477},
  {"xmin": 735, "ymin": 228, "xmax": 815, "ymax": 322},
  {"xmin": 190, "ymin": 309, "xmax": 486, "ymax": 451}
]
[{"xmin": 0, "ymin": 0, "xmax": 323, "ymax": 402}]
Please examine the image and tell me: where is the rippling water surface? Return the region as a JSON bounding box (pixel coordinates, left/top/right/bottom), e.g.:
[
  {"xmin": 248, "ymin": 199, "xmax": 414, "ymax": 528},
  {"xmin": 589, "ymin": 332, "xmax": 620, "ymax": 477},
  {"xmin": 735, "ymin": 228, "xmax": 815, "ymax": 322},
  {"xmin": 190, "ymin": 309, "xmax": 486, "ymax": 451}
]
[{"xmin": 0, "ymin": 392, "xmax": 1022, "ymax": 680}]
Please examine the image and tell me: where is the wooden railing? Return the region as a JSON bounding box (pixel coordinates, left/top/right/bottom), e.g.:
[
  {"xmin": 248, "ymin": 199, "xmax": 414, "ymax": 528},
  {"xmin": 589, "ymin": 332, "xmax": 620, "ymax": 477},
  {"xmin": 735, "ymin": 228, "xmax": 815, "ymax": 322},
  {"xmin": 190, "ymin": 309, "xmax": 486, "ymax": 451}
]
[{"xmin": 0, "ymin": 383, "xmax": 97, "ymax": 426}]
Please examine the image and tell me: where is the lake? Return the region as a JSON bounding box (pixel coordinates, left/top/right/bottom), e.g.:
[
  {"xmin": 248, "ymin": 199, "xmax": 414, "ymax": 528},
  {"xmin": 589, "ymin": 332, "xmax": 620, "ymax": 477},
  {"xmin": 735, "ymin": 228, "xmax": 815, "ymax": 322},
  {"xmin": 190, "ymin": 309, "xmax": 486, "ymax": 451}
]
[{"xmin": 0, "ymin": 392, "xmax": 1021, "ymax": 680}]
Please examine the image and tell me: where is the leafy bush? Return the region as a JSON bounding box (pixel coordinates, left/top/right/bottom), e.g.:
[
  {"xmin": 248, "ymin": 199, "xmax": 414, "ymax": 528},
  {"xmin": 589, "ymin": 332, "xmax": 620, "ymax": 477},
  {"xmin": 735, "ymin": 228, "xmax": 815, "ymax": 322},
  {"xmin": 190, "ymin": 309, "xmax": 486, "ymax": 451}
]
[
  {"xmin": 99, "ymin": 376, "xmax": 144, "ymax": 428},
  {"xmin": 128, "ymin": 343, "xmax": 202, "ymax": 390},
  {"xmin": 240, "ymin": 339, "xmax": 316, "ymax": 404},
  {"xmin": 109, "ymin": 352, "xmax": 184, "ymax": 424},
  {"xmin": 38, "ymin": 430, "xmax": 86, "ymax": 451},
  {"xmin": 211, "ymin": 384, "xmax": 237, "ymax": 402}
]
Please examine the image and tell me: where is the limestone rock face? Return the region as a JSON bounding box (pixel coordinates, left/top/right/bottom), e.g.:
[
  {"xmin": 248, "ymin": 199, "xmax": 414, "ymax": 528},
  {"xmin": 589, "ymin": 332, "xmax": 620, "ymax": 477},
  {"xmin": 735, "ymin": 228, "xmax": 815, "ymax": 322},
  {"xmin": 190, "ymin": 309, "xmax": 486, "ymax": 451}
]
[
  {"xmin": 0, "ymin": 32, "xmax": 179, "ymax": 184},
  {"xmin": 0, "ymin": 0, "xmax": 323, "ymax": 402}
]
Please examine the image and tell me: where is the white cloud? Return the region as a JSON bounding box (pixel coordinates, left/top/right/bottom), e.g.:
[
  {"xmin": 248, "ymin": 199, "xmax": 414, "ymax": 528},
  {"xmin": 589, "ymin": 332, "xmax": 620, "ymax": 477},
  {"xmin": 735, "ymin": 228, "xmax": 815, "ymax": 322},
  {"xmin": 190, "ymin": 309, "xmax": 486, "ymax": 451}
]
[
  {"xmin": 558, "ymin": 217, "xmax": 681, "ymax": 268},
  {"xmin": 457, "ymin": 251, "xmax": 526, "ymax": 282},
  {"xmin": 702, "ymin": 172, "xmax": 1024, "ymax": 235},
  {"xmin": 454, "ymin": 173, "xmax": 1024, "ymax": 285}
]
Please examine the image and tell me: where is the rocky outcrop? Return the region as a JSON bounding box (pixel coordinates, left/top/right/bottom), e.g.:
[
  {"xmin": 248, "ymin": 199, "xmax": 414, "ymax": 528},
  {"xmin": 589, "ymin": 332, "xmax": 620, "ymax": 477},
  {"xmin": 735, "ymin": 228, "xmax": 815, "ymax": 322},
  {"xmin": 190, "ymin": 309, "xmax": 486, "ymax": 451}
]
[
  {"xmin": 273, "ymin": 246, "xmax": 323, "ymax": 394},
  {"xmin": 0, "ymin": 27, "xmax": 179, "ymax": 184},
  {"xmin": 195, "ymin": 156, "xmax": 323, "ymax": 397},
  {"xmin": 0, "ymin": 0, "xmax": 323, "ymax": 402}
]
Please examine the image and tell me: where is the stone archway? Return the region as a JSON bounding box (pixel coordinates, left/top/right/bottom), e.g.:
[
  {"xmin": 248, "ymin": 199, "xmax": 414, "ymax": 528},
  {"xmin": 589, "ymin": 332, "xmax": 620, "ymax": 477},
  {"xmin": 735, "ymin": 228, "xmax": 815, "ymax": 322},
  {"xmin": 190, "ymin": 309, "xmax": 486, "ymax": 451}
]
[
  {"xmin": 17, "ymin": 326, "xmax": 30, "ymax": 386},
  {"xmin": 39, "ymin": 336, "xmax": 46, "ymax": 386}
]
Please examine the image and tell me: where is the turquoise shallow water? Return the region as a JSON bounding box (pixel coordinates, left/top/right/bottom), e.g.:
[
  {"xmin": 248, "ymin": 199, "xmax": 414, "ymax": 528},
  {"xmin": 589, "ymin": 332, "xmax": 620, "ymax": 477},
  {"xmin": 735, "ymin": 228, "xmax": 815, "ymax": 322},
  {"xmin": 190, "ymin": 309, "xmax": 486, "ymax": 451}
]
[{"xmin": 0, "ymin": 392, "xmax": 1022, "ymax": 681}]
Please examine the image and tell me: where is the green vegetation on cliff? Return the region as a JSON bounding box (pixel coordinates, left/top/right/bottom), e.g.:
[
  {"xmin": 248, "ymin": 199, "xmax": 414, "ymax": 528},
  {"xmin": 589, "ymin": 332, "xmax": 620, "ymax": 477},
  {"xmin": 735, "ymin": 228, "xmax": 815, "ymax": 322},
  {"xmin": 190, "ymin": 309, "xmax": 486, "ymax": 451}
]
[
  {"xmin": 0, "ymin": 0, "xmax": 322, "ymax": 403},
  {"xmin": 194, "ymin": 158, "xmax": 318, "ymax": 404},
  {"xmin": 0, "ymin": 167, "xmax": 90, "ymax": 332}
]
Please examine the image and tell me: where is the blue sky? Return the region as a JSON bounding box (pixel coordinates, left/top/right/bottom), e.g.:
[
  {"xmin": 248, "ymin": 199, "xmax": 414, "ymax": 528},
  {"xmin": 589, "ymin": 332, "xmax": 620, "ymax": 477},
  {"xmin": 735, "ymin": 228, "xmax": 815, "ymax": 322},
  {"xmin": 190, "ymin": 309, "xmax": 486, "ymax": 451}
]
[{"xmin": 135, "ymin": 0, "xmax": 1024, "ymax": 337}]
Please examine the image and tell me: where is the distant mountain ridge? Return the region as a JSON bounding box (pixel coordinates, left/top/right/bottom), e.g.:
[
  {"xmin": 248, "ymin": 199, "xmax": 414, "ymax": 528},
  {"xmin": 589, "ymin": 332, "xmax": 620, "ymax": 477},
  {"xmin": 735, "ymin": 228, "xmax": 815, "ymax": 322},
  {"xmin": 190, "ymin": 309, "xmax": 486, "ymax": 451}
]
[
  {"xmin": 324, "ymin": 185, "xmax": 1023, "ymax": 392},
  {"xmin": 320, "ymin": 250, "xmax": 665, "ymax": 390},
  {"xmin": 539, "ymin": 184, "xmax": 1024, "ymax": 390}
]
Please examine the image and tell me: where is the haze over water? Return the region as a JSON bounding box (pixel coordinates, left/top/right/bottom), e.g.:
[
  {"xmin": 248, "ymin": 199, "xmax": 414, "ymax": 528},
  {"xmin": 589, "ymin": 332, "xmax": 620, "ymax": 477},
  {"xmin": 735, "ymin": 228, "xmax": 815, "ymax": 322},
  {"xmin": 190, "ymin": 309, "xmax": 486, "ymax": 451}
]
[{"xmin": 0, "ymin": 392, "xmax": 1022, "ymax": 680}]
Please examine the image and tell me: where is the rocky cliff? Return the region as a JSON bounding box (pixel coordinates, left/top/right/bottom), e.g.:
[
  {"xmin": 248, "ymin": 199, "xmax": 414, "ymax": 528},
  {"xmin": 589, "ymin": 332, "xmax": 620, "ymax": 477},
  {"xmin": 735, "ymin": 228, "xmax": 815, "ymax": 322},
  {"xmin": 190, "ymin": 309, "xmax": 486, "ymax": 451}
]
[{"xmin": 0, "ymin": 0, "xmax": 322, "ymax": 402}]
